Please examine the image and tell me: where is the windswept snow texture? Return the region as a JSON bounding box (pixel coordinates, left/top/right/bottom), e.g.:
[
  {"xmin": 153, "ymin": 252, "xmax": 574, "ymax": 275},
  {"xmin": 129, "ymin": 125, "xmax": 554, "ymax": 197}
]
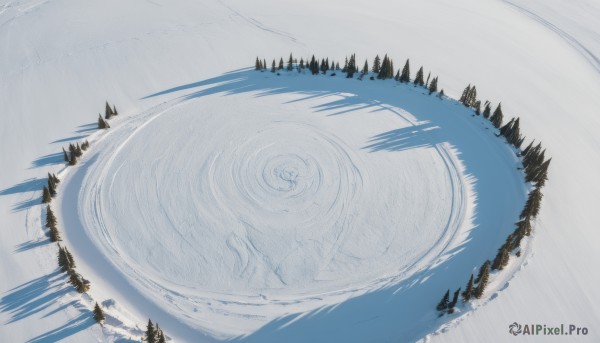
[
  {"xmin": 1, "ymin": 0, "xmax": 600, "ymax": 342},
  {"xmin": 57, "ymin": 71, "xmax": 525, "ymax": 340}
]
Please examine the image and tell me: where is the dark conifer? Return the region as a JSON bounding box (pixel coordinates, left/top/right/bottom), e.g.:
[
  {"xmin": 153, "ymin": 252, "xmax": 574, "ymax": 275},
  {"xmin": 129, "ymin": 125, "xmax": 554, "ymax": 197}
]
[
  {"xmin": 263, "ymin": 59, "xmax": 267, "ymax": 70},
  {"xmin": 425, "ymin": 72, "xmax": 431, "ymax": 87},
  {"xmin": 75, "ymin": 143, "xmax": 83, "ymax": 157},
  {"xmin": 113, "ymin": 105, "xmax": 118, "ymax": 116},
  {"xmin": 459, "ymin": 85, "xmax": 471, "ymax": 105},
  {"xmin": 492, "ymin": 242, "xmax": 510, "ymax": 270},
  {"xmin": 520, "ymin": 187, "xmax": 543, "ymax": 220},
  {"xmin": 63, "ymin": 148, "xmax": 69, "ymax": 162},
  {"xmin": 474, "ymin": 101, "xmax": 481, "ymax": 115},
  {"xmin": 42, "ymin": 186, "xmax": 52, "ymax": 204},
  {"xmin": 436, "ymin": 289, "xmax": 450, "ymax": 311},
  {"xmin": 271, "ymin": 59, "xmax": 276, "ymax": 73},
  {"xmin": 53, "ymin": 173, "xmax": 60, "ymax": 184},
  {"xmin": 428, "ymin": 77, "xmax": 438, "ymax": 94},
  {"xmin": 362, "ymin": 59, "xmax": 369, "ymax": 75},
  {"xmin": 287, "ymin": 53, "xmax": 293, "ymax": 71},
  {"xmin": 69, "ymin": 152, "xmax": 77, "ymax": 166},
  {"xmin": 473, "ymin": 261, "xmax": 490, "ymax": 299},
  {"xmin": 299, "ymin": 58, "xmax": 304, "ymax": 69},
  {"xmin": 146, "ymin": 319, "xmax": 157, "ymax": 343},
  {"xmin": 413, "ymin": 66, "xmax": 424, "ymax": 86},
  {"xmin": 69, "ymin": 272, "xmax": 89, "ymax": 293},
  {"xmin": 278, "ymin": 57, "xmax": 284, "ymax": 70},
  {"xmin": 49, "ymin": 225, "xmax": 61, "ymax": 242},
  {"xmin": 93, "ymin": 302, "xmax": 105, "ymax": 324},
  {"xmin": 58, "ymin": 245, "xmax": 75, "ymax": 272},
  {"xmin": 399, "ymin": 59, "xmax": 410, "ymax": 83},
  {"xmin": 48, "ymin": 180, "xmax": 57, "ymax": 197},
  {"xmin": 482, "ymin": 101, "xmax": 491, "ymax": 119},
  {"xmin": 46, "ymin": 205, "xmax": 57, "ymax": 228},
  {"xmin": 105, "ymin": 101, "xmax": 113, "ymax": 120},
  {"xmin": 490, "ymin": 103, "xmax": 504, "ymax": 128},
  {"xmin": 438, "ymin": 89, "xmax": 445, "ymax": 98},
  {"xmin": 255, "ymin": 57, "xmax": 261, "ymax": 70},
  {"xmin": 462, "ymin": 274, "xmax": 474, "ymax": 302},
  {"xmin": 394, "ymin": 70, "xmax": 400, "ymax": 81},
  {"xmin": 98, "ymin": 114, "xmax": 109, "ymax": 129},
  {"xmin": 372, "ymin": 55, "xmax": 381, "ymax": 74},
  {"xmin": 346, "ymin": 54, "xmax": 356, "ymax": 78},
  {"xmin": 499, "ymin": 118, "xmax": 515, "ymax": 138},
  {"xmin": 158, "ymin": 330, "xmax": 166, "ymax": 343},
  {"xmin": 448, "ymin": 288, "xmax": 461, "ymax": 313},
  {"xmin": 475, "ymin": 260, "xmax": 491, "ymax": 284}
]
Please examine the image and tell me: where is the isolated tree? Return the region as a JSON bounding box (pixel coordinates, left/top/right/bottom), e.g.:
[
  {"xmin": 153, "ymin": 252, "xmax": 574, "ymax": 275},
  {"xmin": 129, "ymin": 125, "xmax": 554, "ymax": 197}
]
[
  {"xmin": 93, "ymin": 302, "xmax": 105, "ymax": 324},
  {"xmin": 413, "ymin": 66, "xmax": 424, "ymax": 86},
  {"xmin": 399, "ymin": 59, "xmax": 410, "ymax": 82},
  {"xmin": 46, "ymin": 205, "xmax": 57, "ymax": 228},
  {"xmin": 98, "ymin": 114, "xmax": 110, "ymax": 129},
  {"xmin": 299, "ymin": 58, "xmax": 304, "ymax": 69},
  {"xmin": 428, "ymin": 76, "xmax": 438, "ymax": 94},
  {"xmin": 438, "ymin": 89, "xmax": 445, "ymax": 98},
  {"xmin": 271, "ymin": 59, "xmax": 276, "ymax": 73},
  {"xmin": 462, "ymin": 274, "xmax": 474, "ymax": 302},
  {"xmin": 278, "ymin": 57, "xmax": 284, "ymax": 70},
  {"xmin": 473, "ymin": 261, "xmax": 491, "ymax": 299},
  {"xmin": 42, "ymin": 186, "xmax": 52, "ymax": 204},
  {"xmin": 62, "ymin": 148, "xmax": 69, "ymax": 162},
  {"xmin": 448, "ymin": 288, "xmax": 461, "ymax": 313},
  {"xmin": 492, "ymin": 243, "xmax": 510, "ymax": 270},
  {"xmin": 490, "ymin": 103, "xmax": 504, "ymax": 128},
  {"xmin": 263, "ymin": 59, "xmax": 267, "ymax": 70},
  {"xmin": 436, "ymin": 289, "xmax": 450, "ymax": 311},
  {"xmin": 146, "ymin": 319, "xmax": 157, "ymax": 343},
  {"xmin": 372, "ymin": 55, "xmax": 381, "ymax": 74},
  {"xmin": 425, "ymin": 72, "xmax": 431, "ymax": 87}
]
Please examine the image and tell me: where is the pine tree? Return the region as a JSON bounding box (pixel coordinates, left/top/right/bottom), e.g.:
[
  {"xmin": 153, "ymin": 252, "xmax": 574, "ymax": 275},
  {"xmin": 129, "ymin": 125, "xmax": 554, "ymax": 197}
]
[
  {"xmin": 158, "ymin": 330, "xmax": 166, "ymax": 343},
  {"xmin": 428, "ymin": 77, "xmax": 438, "ymax": 94},
  {"xmin": 98, "ymin": 114, "xmax": 109, "ymax": 129},
  {"xmin": 58, "ymin": 245, "xmax": 76, "ymax": 272},
  {"xmin": 346, "ymin": 54, "xmax": 356, "ymax": 78},
  {"xmin": 436, "ymin": 289, "xmax": 450, "ymax": 311},
  {"xmin": 287, "ymin": 53, "xmax": 293, "ymax": 71},
  {"xmin": 278, "ymin": 57, "xmax": 284, "ymax": 70},
  {"xmin": 299, "ymin": 58, "xmax": 304, "ymax": 69},
  {"xmin": 49, "ymin": 225, "xmax": 61, "ymax": 242},
  {"xmin": 69, "ymin": 152, "xmax": 77, "ymax": 166},
  {"xmin": 520, "ymin": 187, "xmax": 543, "ymax": 220},
  {"xmin": 377, "ymin": 54, "xmax": 393, "ymax": 79},
  {"xmin": 255, "ymin": 57, "xmax": 261, "ymax": 70},
  {"xmin": 362, "ymin": 59, "xmax": 369, "ymax": 75},
  {"xmin": 490, "ymin": 103, "xmax": 504, "ymax": 128},
  {"xmin": 474, "ymin": 101, "xmax": 481, "ymax": 115},
  {"xmin": 473, "ymin": 261, "xmax": 491, "ymax": 299},
  {"xmin": 462, "ymin": 274, "xmax": 474, "ymax": 302},
  {"xmin": 372, "ymin": 55, "xmax": 381, "ymax": 74},
  {"xmin": 448, "ymin": 288, "xmax": 461, "ymax": 313},
  {"xmin": 155, "ymin": 324, "xmax": 165, "ymax": 343},
  {"xmin": 399, "ymin": 59, "xmax": 410, "ymax": 83},
  {"xmin": 263, "ymin": 59, "xmax": 267, "ymax": 70},
  {"xmin": 482, "ymin": 101, "xmax": 491, "ymax": 119},
  {"xmin": 69, "ymin": 272, "xmax": 89, "ymax": 293},
  {"xmin": 507, "ymin": 118, "xmax": 523, "ymax": 148},
  {"xmin": 75, "ymin": 143, "xmax": 83, "ymax": 157},
  {"xmin": 438, "ymin": 89, "xmax": 445, "ymax": 98},
  {"xmin": 48, "ymin": 180, "xmax": 57, "ymax": 197},
  {"xmin": 499, "ymin": 118, "xmax": 515, "ymax": 138},
  {"xmin": 93, "ymin": 302, "xmax": 105, "ymax": 324},
  {"xmin": 105, "ymin": 101, "xmax": 113, "ymax": 120},
  {"xmin": 113, "ymin": 105, "xmax": 118, "ymax": 115},
  {"xmin": 492, "ymin": 242, "xmax": 510, "ymax": 270},
  {"xmin": 425, "ymin": 72, "xmax": 431, "ymax": 87},
  {"xmin": 46, "ymin": 205, "xmax": 57, "ymax": 228},
  {"xmin": 413, "ymin": 66, "xmax": 424, "ymax": 86},
  {"xmin": 342, "ymin": 56, "xmax": 348, "ymax": 73},
  {"xmin": 42, "ymin": 186, "xmax": 52, "ymax": 204},
  {"xmin": 475, "ymin": 260, "xmax": 491, "ymax": 284},
  {"xmin": 146, "ymin": 319, "xmax": 157, "ymax": 343},
  {"xmin": 271, "ymin": 59, "xmax": 276, "ymax": 73},
  {"xmin": 53, "ymin": 173, "xmax": 60, "ymax": 184},
  {"xmin": 459, "ymin": 85, "xmax": 471, "ymax": 105},
  {"xmin": 62, "ymin": 148, "xmax": 69, "ymax": 162}
]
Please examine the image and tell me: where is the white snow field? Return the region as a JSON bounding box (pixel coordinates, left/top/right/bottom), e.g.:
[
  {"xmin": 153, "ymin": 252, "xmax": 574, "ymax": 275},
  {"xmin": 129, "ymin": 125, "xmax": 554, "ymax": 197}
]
[{"xmin": 1, "ymin": 0, "xmax": 599, "ymax": 342}]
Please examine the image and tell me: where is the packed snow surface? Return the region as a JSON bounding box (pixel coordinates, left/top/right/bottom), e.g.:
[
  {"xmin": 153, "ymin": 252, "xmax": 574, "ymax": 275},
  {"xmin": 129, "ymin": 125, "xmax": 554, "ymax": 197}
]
[{"xmin": 1, "ymin": 0, "xmax": 600, "ymax": 342}]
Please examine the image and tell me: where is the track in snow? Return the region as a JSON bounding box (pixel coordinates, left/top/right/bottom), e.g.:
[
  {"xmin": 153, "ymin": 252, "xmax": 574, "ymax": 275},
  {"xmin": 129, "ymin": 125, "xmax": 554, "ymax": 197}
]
[{"xmin": 57, "ymin": 70, "xmax": 525, "ymax": 341}]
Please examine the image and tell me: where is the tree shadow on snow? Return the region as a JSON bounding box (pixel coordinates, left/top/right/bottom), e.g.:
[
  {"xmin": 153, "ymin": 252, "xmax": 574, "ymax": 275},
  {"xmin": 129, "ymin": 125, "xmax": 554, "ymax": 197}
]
[{"xmin": 139, "ymin": 69, "xmax": 529, "ymax": 342}]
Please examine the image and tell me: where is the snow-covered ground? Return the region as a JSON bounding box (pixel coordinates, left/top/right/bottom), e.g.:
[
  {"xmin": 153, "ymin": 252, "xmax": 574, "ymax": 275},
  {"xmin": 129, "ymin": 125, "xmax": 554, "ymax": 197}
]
[{"xmin": 1, "ymin": 0, "xmax": 599, "ymax": 342}]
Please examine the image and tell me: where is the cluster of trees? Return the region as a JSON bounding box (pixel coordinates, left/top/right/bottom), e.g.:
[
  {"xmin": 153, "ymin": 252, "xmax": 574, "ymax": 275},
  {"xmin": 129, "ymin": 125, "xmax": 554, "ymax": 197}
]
[
  {"xmin": 437, "ymin": 83, "xmax": 550, "ymax": 315},
  {"xmin": 62, "ymin": 141, "xmax": 88, "ymax": 166},
  {"xmin": 145, "ymin": 319, "xmax": 167, "ymax": 343},
  {"xmin": 42, "ymin": 173, "xmax": 60, "ymax": 204},
  {"xmin": 255, "ymin": 53, "xmax": 444, "ymax": 97}
]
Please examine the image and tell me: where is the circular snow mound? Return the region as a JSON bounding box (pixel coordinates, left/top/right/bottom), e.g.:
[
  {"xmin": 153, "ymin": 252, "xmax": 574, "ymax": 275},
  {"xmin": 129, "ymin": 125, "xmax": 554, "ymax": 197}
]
[{"xmin": 79, "ymin": 87, "xmax": 459, "ymax": 297}]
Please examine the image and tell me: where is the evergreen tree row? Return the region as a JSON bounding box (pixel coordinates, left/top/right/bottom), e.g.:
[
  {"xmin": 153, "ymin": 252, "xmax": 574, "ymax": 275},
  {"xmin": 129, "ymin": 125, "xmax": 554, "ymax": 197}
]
[
  {"xmin": 255, "ymin": 54, "xmax": 442, "ymax": 97},
  {"xmin": 145, "ymin": 319, "xmax": 167, "ymax": 343}
]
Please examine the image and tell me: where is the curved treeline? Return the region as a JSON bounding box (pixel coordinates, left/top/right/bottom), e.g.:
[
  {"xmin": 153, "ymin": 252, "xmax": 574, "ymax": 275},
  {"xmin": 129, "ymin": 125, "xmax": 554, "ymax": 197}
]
[
  {"xmin": 41, "ymin": 100, "xmax": 169, "ymax": 339},
  {"xmin": 255, "ymin": 54, "xmax": 550, "ymax": 316}
]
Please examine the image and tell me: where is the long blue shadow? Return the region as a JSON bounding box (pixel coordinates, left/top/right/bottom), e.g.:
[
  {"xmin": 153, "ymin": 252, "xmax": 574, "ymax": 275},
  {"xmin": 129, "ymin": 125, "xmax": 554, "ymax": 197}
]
[{"xmin": 134, "ymin": 69, "xmax": 529, "ymax": 342}]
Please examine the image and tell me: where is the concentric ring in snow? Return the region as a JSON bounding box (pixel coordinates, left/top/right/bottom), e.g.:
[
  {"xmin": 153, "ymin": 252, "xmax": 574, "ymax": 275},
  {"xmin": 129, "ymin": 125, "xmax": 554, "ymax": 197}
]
[{"xmin": 59, "ymin": 70, "xmax": 525, "ymax": 339}]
